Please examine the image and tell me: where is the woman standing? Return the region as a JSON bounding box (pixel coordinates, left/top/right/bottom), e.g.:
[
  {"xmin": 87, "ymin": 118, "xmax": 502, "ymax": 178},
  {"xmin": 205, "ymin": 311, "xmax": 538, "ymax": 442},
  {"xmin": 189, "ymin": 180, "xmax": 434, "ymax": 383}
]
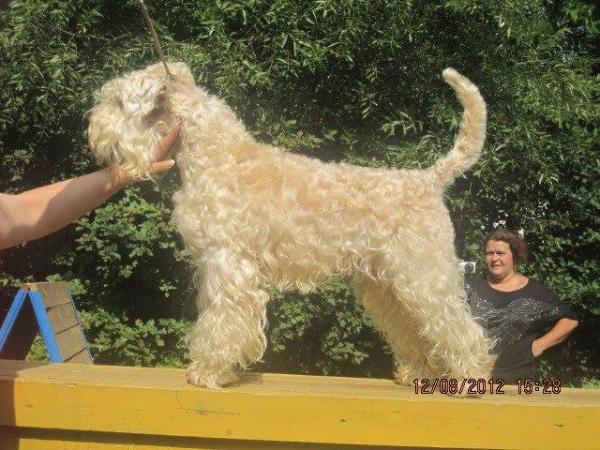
[{"xmin": 468, "ymin": 229, "xmax": 578, "ymax": 383}]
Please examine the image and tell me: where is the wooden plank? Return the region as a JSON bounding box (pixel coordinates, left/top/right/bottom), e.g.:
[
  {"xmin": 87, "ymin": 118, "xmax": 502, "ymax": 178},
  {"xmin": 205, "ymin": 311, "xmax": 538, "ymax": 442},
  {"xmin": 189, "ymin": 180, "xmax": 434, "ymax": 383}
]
[
  {"xmin": 54, "ymin": 326, "xmax": 88, "ymax": 361},
  {"xmin": 19, "ymin": 281, "xmax": 91, "ymax": 363},
  {"xmin": 0, "ymin": 426, "xmax": 384, "ymax": 450},
  {"xmin": 46, "ymin": 303, "xmax": 79, "ymax": 334},
  {"xmin": 0, "ymin": 360, "xmax": 599, "ymax": 449},
  {"xmin": 24, "ymin": 281, "xmax": 72, "ymax": 308}
]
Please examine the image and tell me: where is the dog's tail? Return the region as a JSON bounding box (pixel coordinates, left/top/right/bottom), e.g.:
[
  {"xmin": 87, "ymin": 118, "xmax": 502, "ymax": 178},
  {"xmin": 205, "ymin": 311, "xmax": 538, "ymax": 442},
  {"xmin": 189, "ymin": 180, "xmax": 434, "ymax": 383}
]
[{"xmin": 429, "ymin": 68, "xmax": 486, "ymax": 188}]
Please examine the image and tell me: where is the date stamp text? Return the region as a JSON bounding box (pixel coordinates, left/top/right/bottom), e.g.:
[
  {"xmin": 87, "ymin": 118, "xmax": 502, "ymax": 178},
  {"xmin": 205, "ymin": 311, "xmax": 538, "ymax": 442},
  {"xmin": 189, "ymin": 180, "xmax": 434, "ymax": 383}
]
[{"xmin": 413, "ymin": 378, "xmax": 562, "ymax": 395}]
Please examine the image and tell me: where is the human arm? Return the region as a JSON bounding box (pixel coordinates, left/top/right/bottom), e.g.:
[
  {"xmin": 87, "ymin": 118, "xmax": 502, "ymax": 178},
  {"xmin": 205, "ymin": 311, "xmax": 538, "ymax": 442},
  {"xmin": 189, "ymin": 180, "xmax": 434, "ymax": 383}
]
[
  {"xmin": 531, "ymin": 317, "xmax": 579, "ymax": 357},
  {"xmin": 0, "ymin": 120, "xmax": 181, "ymax": 250}
]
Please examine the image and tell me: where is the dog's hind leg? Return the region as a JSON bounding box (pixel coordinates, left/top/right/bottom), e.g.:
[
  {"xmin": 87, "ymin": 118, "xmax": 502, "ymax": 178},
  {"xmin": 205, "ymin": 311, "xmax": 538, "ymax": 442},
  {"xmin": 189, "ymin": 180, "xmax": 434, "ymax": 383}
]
[
  {"xmin": 352, "ymin": 276, "xmax": 442, "ymax": 386},
  {"xmin": 186, "ymin": 252, "xmax": 268, "ymax": 388},
  {"xmin": 389, "ymin": 265, "xmax": 495, "ymax": 381}
]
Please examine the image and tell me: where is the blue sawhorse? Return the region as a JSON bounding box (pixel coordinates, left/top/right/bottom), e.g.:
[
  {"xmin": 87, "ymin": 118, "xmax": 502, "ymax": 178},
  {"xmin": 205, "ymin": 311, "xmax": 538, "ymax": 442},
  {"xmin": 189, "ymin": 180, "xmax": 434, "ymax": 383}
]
[{"xmin": 0, "ymin": 281, "xmax": 92, "ymax": 363}]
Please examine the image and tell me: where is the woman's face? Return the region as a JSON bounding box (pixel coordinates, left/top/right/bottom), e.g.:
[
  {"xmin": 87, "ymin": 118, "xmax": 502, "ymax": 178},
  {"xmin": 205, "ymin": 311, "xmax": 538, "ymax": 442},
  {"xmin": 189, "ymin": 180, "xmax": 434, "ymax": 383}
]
[{"xmin": 485, "ymin": 240, "xmax": 515, "ymax": 280}]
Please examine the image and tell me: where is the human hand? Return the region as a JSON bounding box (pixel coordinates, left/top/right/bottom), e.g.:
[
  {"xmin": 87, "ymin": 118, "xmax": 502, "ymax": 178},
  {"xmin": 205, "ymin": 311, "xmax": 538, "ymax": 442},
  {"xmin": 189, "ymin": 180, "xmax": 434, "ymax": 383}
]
[
  {"xmin": 531, "ymin": 339, "xmax": 544, "ymax": 358},
  {"xmin": 148, "ymin": 117, "xmax": 183, "ymax": 176}
]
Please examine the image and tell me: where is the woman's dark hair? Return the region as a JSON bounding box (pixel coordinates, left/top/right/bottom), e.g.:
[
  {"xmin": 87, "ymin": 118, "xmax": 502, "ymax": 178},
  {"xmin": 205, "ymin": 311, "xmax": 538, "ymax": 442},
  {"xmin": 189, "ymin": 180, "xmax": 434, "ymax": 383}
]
[{"xmin": 484, "ymin": 228, "xmax": 528, "ymax": 265}]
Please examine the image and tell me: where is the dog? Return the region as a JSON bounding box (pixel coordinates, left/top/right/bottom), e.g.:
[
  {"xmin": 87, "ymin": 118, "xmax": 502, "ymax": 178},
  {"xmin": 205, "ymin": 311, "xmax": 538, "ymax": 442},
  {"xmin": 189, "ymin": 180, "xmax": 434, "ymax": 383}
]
[{"xmin": 88, "ymin": 62, "xmax": 495, "ymax": 388}]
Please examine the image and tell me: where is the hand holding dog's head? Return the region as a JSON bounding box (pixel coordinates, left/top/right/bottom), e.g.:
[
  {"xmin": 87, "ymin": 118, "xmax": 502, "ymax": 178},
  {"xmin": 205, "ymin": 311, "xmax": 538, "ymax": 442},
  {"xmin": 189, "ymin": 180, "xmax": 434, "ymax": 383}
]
[{"xmin": 88, "ymin": 62, "xmax": 192, "ymax": 179}]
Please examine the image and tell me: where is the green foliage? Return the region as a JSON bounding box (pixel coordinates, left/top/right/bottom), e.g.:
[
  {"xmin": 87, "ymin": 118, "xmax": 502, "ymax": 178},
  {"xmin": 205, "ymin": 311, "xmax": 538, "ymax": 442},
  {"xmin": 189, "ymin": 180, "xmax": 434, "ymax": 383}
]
[
  {"xmin": 78, "ymin": 308, "xmax": 191, "ymax": 367},
  {"xmin": 56, "ymin": 185, "xmax": 193, "ymax": 319},
  {"xmin": 1, "ymin": 0, "xmax": 598, "ymax": 383},
  {"xmin": 263, "ymin": 280, "xmax": 392, "ymax": 377},
  {"xmin": 25, "ymin": 335, "xmax": 48, "ymax": 362}
]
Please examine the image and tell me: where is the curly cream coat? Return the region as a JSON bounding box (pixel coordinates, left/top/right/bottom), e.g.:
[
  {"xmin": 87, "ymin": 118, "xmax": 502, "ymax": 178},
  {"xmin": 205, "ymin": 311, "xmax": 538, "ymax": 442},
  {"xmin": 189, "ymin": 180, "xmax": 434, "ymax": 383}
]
[{"xmin": 88, "ymin": 62, "xmax": 495, "ymax": 388}]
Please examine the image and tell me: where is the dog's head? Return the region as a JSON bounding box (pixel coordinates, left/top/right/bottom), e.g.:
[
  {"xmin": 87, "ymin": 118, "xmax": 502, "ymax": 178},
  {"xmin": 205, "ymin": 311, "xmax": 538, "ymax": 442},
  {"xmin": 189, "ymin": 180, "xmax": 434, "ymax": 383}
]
[{"xmin": 88, "ymin": 62, "xmax": 194, "ymax": 179}]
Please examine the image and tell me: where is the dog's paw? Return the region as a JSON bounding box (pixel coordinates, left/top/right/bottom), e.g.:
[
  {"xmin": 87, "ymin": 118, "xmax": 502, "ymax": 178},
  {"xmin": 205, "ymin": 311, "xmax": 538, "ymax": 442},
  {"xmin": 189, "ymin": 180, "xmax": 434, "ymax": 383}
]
[
  {"xmin": 187, "ymin": 365, "xmax": 240, "ymax": 389},
  {"xmin": 187, "ymin": 369, "xmax": 218, "ymax": 389}
]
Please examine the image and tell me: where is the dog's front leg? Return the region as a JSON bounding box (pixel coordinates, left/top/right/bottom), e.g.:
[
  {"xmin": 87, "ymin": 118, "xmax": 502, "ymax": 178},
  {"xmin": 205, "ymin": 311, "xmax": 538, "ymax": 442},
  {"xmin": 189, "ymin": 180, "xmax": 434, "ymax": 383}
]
[{"xmin": 186, "ymin": 253, "xmax": 269, "ymax": 388}]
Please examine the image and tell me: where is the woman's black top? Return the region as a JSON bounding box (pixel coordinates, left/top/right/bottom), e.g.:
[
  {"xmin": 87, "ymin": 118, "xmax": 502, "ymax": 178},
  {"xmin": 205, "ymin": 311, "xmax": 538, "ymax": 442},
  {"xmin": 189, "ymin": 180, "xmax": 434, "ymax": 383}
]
[{"xmin": 467, "ymin": 278, "xmax": 577, "ymax": 382}]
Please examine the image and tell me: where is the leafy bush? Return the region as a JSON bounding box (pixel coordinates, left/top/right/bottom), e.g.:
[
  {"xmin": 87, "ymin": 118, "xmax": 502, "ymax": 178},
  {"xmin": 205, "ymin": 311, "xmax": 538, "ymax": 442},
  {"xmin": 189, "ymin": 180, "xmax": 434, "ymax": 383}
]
[
  {"xmin": 79, "ymin": 308, "xmax": 191, "ymax": 367},
  {"xmin": 263, "ymin": 280, "xmax": 392, "ymax": 377}
]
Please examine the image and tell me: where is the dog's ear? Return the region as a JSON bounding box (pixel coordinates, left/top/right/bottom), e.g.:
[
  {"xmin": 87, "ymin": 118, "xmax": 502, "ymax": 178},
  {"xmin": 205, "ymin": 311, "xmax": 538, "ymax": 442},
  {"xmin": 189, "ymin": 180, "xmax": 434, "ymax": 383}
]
[{"xmin": 87, "ymin": 91, "xmax": 131, "ymax": 174}]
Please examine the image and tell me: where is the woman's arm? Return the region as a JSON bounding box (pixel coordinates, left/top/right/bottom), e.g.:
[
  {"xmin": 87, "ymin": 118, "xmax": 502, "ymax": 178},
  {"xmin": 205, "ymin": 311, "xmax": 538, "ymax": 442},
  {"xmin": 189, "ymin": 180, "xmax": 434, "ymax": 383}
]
[
  {"xmin": 531, "ymin": 317, "xmax": 579, "ymax": 357},
  {"xmin": 0, "ymin": 120, "xmax": 181, "ymax": 250}
]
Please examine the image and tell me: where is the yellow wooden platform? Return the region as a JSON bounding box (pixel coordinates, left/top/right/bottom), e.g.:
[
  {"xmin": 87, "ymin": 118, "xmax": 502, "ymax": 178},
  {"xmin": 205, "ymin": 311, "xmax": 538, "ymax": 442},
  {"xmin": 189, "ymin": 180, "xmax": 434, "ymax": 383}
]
[{"xmin": 1, "ymin": 360, "xmax": 599, "ymax": 449}]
